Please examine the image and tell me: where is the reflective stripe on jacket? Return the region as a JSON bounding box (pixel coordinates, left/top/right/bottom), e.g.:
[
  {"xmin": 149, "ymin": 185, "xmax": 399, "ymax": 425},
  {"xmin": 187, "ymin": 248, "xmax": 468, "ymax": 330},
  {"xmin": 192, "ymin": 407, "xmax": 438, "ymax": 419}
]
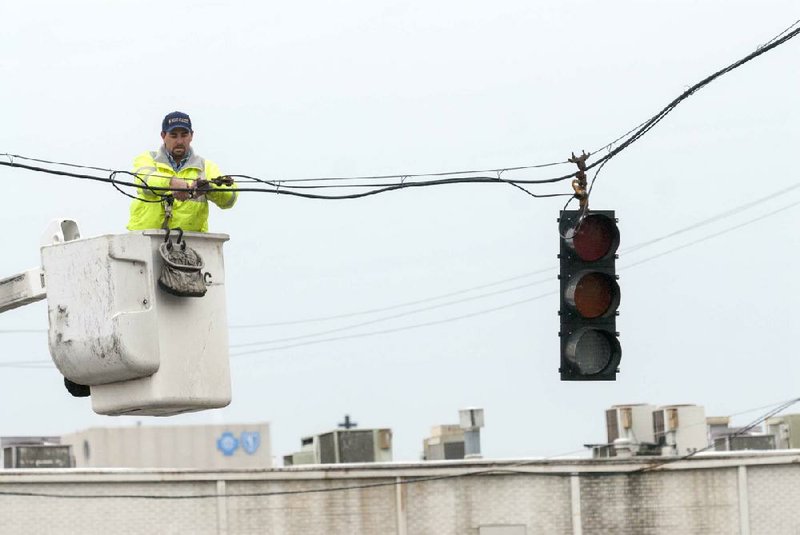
[{"xmin": 126, "ymin": 146, "xmax": 238, "ymax": 232}]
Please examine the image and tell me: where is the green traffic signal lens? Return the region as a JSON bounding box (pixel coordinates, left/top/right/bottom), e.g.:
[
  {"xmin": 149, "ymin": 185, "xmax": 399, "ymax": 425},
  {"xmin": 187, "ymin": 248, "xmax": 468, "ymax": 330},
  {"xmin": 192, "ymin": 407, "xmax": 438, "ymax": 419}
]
[{"xmin": 565, "ymin": 328, "xmax": 621, "ymax": 375}]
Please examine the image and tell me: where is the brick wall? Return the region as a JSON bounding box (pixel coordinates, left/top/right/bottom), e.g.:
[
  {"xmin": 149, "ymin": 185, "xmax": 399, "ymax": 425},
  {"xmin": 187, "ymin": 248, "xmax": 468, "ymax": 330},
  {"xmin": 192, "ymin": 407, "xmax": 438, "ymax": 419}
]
[
  {"xmin": 580, "ymin": 469, "xmax": 740, "ymax": 534},
  {"xmin": 2, "ymin": 453, "xmax": 800, "ymax": 534},
  {"xmin": 405, "ymin": 475, "xmax": 572, "ymax": 534}
]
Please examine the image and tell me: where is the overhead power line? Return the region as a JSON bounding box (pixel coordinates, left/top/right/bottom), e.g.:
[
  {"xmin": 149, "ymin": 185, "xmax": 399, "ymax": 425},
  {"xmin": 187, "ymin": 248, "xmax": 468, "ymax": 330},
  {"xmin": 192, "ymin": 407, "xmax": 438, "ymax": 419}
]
[
  {"xmin": 636, "ymin": 396, "xmax": 800, "ymax": 473},
  {"xmin": 5, "ymin": 194, "xmax": 800, "ymax": 368},
  {"xmin": 2, "ymin": 177, "xmax": 799, "ymax": 355},
  {"xmin": 0, "ymin": 158, "xmax": 574, "ymax": 201},
  {"xmin": 229, "ymin": 195, "xmax": 800, "ymax": 358},
  {"xmin": 232, "ymin": 266, "xmax": 555, "ymax": 328},
  {"xmin": 229, "ymin": 276, "xmax": 553, "ymax": 349},
  {"xmin": 8, "ymin": 190, "xmax": 798, "ymax": 369},
  {"xmin": 2, "ymin": 20, "xmax": 799, "ymax": 201},
  {"xmin": 760, "ymin": 18, "xmax": 800, "ymax": 48},
  {"xmin": 582, "ymin": 24, "xmax": 800, "ymax": 191},
  {"xmin": 0, "ymin": 454, "xmax": 582, "ymax": 500},
  {"xmin": 229, "ymin": 290, "xmax": 556, "ymax": 357},
  {"xmin": 621, "ymin": 199, "xmax": 800, "ymax": 271},
  {"xmin": 622, "ymin": 183, "xmax": 800, "ymax": 254},
  {"xmin": 2, "ymin": 152, "xmax": 572, "ymax": 185}
]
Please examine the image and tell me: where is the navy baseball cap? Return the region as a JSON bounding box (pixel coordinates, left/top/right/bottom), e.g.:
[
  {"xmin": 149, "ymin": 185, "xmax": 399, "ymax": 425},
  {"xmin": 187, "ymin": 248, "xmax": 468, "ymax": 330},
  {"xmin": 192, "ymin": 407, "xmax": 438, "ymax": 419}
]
[{"xmin": 162, "ymin": 111, "xmax": 193, "ymax": 133}]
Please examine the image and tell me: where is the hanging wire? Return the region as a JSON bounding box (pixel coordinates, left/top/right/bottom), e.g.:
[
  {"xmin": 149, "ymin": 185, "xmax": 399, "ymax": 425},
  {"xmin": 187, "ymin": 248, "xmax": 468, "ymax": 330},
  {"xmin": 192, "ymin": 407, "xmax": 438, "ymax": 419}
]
[
  {"xmin": 1, "ymin": 177, "xmax": 798, "ymax": 349},
  {"xmin": 0, "ymin": 159, "xmax": 575, "ymax": 200},
  {"xmin": 4, "ymin": 195, "xmax": 799, "ymax": 367},
  {"xmin": 229, "ymin": 276, "xmax": 554, "ymax": 349},
  {"xmin": 1, "ymin": 22, "xmax": 799, "ymax": 203},
  {"xmin": 636, "ymin": 397, "xmax": 800, "ymax": 473},
  {"xmin": 225, "ymin": 158, "xmax": 571, "ymax": 184},
  {"xmin": 2, "ymin": 152, "xmax": 576, "ymax": 192},
  {"xmin": 582, "ymin": 25, "xmax": 800, "ymax": 182},
  {"xmin": 759, "ymin": 18, "xmax": 800, "ymax": 49}
]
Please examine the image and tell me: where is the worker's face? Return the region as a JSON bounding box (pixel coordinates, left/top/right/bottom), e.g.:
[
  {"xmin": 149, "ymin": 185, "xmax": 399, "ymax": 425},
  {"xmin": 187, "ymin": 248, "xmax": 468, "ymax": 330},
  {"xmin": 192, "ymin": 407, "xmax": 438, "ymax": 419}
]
[{"xmin": 161, "ymin": 128, "xmax": 193, "ymax": 160}]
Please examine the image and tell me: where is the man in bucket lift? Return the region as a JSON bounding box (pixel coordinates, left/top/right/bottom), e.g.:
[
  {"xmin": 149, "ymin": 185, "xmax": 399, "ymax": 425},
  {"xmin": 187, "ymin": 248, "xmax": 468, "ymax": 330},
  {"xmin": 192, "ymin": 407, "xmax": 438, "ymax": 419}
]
[
  {"xmin": 127, "ymin": 111, "xmax": 238, "ymax": 231},
  {"xmin": 65, "ymin": 112, "xmax": 238, "ymax": 398}
]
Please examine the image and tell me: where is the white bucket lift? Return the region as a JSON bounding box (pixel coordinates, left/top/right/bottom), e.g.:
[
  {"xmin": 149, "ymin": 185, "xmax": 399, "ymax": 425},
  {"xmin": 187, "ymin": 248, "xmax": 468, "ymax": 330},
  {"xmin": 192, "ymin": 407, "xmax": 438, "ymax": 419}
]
[{"xmin": 0, "ymin": 220, "xmax": 232, "ymax": 417}]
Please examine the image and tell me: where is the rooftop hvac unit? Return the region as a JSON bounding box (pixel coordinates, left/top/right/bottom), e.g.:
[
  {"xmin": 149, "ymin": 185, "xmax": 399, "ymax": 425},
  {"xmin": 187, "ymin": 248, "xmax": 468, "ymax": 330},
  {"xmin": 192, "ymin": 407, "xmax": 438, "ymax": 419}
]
[
  {"xmin": 283, "ymin": 450, "xmax": 316, "ymax": 466},
  {"xmin": 606, "ymin": 405, "xmax": 657, "ymax": 444},
  {"xmin": 425, "ymin": 440, "xmax": 466, "ymax": 460},
  {"xmin": 653, "ymin": 410, "xmax": 665, "ymax": 442},
  {"xmin": 766, "ymin": 415, "xmax": 800, "ymax": 449},
  {"xmin": 423, "ymin": 425, "xmax": 467, "ymax": 461},
  {"xmin": 653, "ymin": 405, "xmax": 707, "ymax": 455},
  {"xmin": 3, "ymin": 445, "xmax": 74, "ymax": 469},
  {"xmin": 714, "ymin": 435, "xmax": 776, "ymax": 452},
  {"xmin": 606, "ymin": 409, "xmax": 620, "ymax": 443},
  {"xmin": 317, "ymin": 429, "xmax": 392, "ymax": 464}
]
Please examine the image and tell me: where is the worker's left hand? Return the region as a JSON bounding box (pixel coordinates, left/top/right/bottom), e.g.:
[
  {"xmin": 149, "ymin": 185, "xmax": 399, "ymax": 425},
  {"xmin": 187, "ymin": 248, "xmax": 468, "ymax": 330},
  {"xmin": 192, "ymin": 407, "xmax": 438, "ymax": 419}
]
[{"xmin": 170, "ymin": 177, "xmax": 192, "ymax": 201}]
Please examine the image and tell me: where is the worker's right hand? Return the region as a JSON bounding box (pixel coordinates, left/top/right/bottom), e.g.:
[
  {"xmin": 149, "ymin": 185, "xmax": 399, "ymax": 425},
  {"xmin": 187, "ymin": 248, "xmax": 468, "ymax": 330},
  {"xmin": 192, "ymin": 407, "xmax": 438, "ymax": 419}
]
[
  {"xmin": 170, "ymin": 177, "xmax": 191, "ymax": 201},
  {"xmin": 194, "ymin": 179, "xmax": 212, "ymax": 195}
]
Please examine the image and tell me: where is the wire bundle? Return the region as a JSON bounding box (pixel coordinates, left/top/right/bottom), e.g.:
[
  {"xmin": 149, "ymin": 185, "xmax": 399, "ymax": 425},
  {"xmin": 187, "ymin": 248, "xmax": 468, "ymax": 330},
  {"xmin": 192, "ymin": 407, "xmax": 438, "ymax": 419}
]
[{"xmin": 3, "ymin": 21, "xmax": 799, "ymax": 203}]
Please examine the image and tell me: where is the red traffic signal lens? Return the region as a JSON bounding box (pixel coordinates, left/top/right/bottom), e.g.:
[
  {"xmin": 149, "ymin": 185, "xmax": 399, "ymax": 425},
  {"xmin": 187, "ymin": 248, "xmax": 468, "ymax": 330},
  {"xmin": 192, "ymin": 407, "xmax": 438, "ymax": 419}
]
[
  {"xmin": 569, "ymin": 214, "xmax": 619, "ymax": 262},
  {"xmin": 567, "ymin": 272, "xmax": 620, "ymax": 319},
  {"xmin": 565, "ymin": 328, "xmax": 621, "ymax": 375}
]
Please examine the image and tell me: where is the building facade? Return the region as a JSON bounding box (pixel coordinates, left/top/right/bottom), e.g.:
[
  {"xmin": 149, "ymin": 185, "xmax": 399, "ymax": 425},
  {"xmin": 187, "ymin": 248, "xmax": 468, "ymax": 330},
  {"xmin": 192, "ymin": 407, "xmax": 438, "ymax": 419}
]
[
  {"xmin": 2, "ymin": 451, "xmax": 800, "ymax": 534},
  {"xmin": 61, "ymin": 423, "xmax": 271, "ymax": 469},
  {"xmin": 1, "ymin": 437, "xmax": 73, "ymax": 469}
]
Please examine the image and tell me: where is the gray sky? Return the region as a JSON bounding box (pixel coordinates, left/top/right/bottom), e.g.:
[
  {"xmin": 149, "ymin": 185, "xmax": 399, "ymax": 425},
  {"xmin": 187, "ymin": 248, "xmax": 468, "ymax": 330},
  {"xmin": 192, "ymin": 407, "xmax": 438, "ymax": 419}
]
[{"xmin": 1, "ymin": 1, "xmax": 798, "ymax": 463}]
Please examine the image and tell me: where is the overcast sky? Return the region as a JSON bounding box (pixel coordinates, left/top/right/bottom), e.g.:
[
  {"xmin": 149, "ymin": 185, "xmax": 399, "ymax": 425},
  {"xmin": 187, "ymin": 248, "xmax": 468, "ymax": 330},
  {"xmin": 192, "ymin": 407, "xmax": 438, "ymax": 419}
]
[{"xmin": 1, "ymin": 1, "xmax": 798, "ymax": 463}]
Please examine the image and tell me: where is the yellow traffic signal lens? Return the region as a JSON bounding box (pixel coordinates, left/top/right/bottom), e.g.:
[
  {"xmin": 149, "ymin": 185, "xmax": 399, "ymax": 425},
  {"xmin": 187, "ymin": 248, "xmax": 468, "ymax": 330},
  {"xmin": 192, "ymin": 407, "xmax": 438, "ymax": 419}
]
[
  {"xmin": 574, "ymin": 272, "xmax": 619, "ymax": 318},
  {"xmin": 566, "ymin": 271, "xmax": 620, "ymax": 319}
]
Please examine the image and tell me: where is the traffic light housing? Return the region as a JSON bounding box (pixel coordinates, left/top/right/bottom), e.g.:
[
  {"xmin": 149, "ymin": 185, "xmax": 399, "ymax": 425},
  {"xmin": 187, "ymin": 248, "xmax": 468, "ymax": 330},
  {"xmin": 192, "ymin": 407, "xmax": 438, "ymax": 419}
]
[{"xmin": 558, "ymin": 210, "xmax": 621, "ymax": 381}]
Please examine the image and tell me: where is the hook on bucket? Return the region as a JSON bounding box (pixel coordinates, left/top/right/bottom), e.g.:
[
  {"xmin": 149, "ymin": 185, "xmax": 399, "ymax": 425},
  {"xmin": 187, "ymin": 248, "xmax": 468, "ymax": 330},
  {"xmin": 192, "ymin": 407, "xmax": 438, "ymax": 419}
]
[{"xmin": 163, "ymin": 227, "xmax": 185, "ymax": 250}]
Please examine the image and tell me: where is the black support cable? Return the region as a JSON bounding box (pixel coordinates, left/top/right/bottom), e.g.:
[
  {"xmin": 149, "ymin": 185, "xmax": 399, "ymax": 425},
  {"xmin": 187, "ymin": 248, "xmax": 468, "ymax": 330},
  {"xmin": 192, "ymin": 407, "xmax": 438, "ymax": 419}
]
[
  {"xmin": 3, "ymin": 152, "xmax": 572, "ymax": 185},
  {"xmin": 2, "ymin": 180, "xmax": 798, "ymax": 358},
  {"xmin": 634, "ymin": 397, "xmax": 800, "ymax": 473},
  {"xmin": 2, "ymin": 23, "xmax": 799, "ymax": 202},
  {"xmin": 228, "ymin": 277, "xmax": 554, "ymax": 350},
  {"xmin": 583, "ymin": 25, "xmax": 800, "ymax": 183},
  {"xmin": 6, "ymin": 190, "xmax": 797, "ymax": 366},
  {"xmin": 0, "ymin": 159, "xmax": 575, "ymax": 200}
]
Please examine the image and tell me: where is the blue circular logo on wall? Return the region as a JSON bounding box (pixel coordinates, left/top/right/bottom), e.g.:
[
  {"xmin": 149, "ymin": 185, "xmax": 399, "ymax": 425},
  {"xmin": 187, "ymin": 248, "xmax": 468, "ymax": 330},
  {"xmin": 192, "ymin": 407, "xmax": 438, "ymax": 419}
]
[{"xmin": 216, "ymin": 432, "xmax": 239, "ymax": 456}]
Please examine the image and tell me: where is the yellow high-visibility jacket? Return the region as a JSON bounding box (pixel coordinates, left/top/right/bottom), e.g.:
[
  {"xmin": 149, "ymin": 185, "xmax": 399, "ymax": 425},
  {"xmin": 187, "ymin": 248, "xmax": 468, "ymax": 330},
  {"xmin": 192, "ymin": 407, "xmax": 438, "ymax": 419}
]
[{"xmin": 127, "ymin": 147, "xmax": 238, "ymax": 232}]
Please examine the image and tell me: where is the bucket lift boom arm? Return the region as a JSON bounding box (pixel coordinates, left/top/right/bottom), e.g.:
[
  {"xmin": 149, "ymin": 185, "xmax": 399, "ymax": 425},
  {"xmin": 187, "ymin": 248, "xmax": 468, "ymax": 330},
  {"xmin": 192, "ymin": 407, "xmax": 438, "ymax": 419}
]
[
  {"xmin": 0, "ymin": 267, "xmax": 46, "ymax": 314},
  {"xmin": 0, "ymin": 220, "xmax": 80, "ymax": 314}
]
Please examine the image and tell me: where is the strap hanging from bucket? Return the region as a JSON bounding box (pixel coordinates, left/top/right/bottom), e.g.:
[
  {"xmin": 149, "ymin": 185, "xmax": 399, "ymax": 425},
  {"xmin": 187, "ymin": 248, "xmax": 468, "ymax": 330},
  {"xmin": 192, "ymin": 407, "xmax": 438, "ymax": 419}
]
[
  {"xmin": 162, "ymin": 196, "xmax": 175, "ymax": 230},
  {"xmin": 158, "ymin": 228, "xmax": 208, "ymax": 298}
]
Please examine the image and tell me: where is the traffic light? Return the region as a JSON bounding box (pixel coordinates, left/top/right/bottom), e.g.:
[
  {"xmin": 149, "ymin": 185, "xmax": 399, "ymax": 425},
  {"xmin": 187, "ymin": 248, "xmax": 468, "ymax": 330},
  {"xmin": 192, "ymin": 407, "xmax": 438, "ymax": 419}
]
[{"xmin": 558, "ymin": 210, "xmax": 621, "ymax": 381}]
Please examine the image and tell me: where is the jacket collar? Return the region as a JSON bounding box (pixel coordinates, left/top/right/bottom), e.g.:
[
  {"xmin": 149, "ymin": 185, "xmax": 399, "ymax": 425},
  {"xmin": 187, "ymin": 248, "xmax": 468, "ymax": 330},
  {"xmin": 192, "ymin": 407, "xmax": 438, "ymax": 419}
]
[{"xmin": 155, "ymin": 145, "xmax": 204, "ymax": 170}]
